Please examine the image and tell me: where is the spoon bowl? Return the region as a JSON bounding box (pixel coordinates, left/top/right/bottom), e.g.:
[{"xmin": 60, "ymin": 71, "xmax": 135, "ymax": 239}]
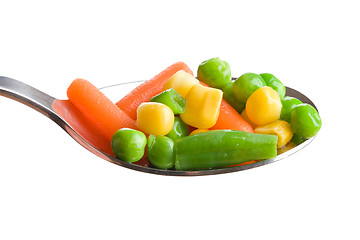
[{"xmin": 0, "ymin": 76, "xmax": 318, "ymax": 176}]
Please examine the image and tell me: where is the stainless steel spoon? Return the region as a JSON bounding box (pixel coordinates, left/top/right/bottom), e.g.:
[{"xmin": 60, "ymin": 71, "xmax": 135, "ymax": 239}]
[{"xmin": 0, "ymin": 76, "xmax": 317, "ymax": 176}]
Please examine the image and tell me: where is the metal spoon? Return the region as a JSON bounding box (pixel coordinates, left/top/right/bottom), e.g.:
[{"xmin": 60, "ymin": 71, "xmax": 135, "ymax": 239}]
[{"xmin": 0, "ymin": 76, "xmax": 317, "ymax": 176}]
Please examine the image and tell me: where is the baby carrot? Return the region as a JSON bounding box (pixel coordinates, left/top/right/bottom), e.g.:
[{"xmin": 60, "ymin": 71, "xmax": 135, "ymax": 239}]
[
  {"xmin": 210, "ymin": 100, "xmax": 254, "ymax": 133},
  {"xmin": 53, "ymin": 99, "xmax": 114, "ymax": 155},
  {"xmin": 116, "ymin": 62, "xmax": 193, "ymax": 120},
  {"xmin": 227, "ymin": 160, "xmax": 258, "ymax": 168},
  {"xmin": 67, "ymin": 78, "xmax": 137, "ymax": 141}
]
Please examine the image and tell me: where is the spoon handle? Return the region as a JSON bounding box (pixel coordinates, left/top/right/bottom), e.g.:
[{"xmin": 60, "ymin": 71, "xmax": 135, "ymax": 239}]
[{"xmin": 0, "ymin": 76, "xmax": 57, "ymax": 119}]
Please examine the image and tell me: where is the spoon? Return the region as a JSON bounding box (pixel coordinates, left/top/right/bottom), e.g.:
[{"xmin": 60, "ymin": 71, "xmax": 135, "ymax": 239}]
[{"xmin": 0, "ymin": 76, "xmax": 317, "ymax": 176}]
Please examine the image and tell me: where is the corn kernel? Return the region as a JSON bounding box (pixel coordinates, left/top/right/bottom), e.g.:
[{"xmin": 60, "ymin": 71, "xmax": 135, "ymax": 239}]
[
  {"xmin": 163, "ymin": 70, "xmax": 199, "ymax": 98},
  {"xmin": 180, "ymin": 84, "xmax": 223, "ymax": 129},
  {"xmin": 189, "ymin": 129, "xmax": 209, "ymax": 135},
  {"xmin": 254, "ymin": 120, "xmax": 293, "ymax": 148},
  {"xmin": 277, "ymin": 141, "xmax": 297, "ymax": 155},
  {"xmin": 246, "ymin": 86, "xmax": 282, "ymax": 126},
  {"xmin": 137, "ymin": 102, "xmax": 174, "ymax": 136}
]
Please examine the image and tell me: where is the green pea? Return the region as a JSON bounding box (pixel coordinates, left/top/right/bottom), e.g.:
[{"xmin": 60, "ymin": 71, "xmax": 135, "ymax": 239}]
[
  {"xmin": 280, "ymin": 96, "xmax": 303, "ymax": 123},
  {"xmin": 111, "ymin": 128, "xmax": 147, "ymax": 162},
  {"xmin": 150, "ymin": 88, "xmax": 186, "ymax": 115},
  {"xmin": 233, "ymin": 73, "xmax": 266, "ymax": 103},
  {"xmin": 222, "ymin": 82, "xmax": 246, "ymax": 113},
  {"xmin": 291, "ymin": 134, "xmax": 305, "ymax": 146},
  {"xmin": 197, "ymin": 57, "xmax": 232, "ymax": 89},
  {"xmin": 147, "ymin": 135, "xmax": 175, "ymax": 170},
  {"xmin": 166, "ymin": 117, "xmax": 190, "ymax": 141},
  {"xmin": 260, "ymin": 73, "xmax": 286, "ymax": 99},
  {"xmin": 291, "ymin": 104, "xmax": 322, "ymax": 139}
]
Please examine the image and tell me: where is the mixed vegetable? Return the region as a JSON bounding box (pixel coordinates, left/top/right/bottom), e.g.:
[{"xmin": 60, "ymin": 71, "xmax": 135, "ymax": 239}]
[{"xmin": 66, "ymin": 58, "xmax": 322, "ymax": 171}]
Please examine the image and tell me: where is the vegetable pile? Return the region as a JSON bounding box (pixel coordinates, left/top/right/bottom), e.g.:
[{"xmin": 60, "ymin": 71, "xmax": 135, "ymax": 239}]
[{"xmin": 65, "ymin": 58, "xmax": 322, "ymax": 171}]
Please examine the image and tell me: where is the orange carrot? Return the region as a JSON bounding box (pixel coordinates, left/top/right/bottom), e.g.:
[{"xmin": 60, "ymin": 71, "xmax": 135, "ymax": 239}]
[
  {"xmin": 67, "ymin": 78, "xmax": 138, "ymax": 141},
  {"xmin": 116, "ymin": 62, "xmax": 193, "ymax": 120},
  {"xmin": 210, "ymin": 100, "xmax": 254, "ymax": 133},
  {"xmin": 53, "ymin": 99, "xmax": 114, "ymax": 156},
  {"xmin": 227, "ymin": 160, "xmax": 258, "ymax": 168}
]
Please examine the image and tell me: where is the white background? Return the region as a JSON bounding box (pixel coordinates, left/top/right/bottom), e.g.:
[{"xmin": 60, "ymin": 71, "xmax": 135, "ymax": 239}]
[{"xmin": 1, "ymin": 0, "xmax": 359, "ymax": 239}]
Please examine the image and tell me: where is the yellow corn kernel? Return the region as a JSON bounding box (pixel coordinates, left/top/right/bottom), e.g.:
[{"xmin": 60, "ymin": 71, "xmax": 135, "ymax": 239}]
[
  {"xmin": 137, "ymin": 102, "xmax": 174, "ymax": 136},
  {"xmin": 180, "ymin": 84, "xmax": 223, "ymax": 129},
  {"xmin": 254, "ymin": 120, "xmax": 293, "ymax": 148},
  {"xmin": 246, "ymin": 86, "xmax": 282, "ymax": 126},
  {"xmin": 277, "ymin": 141, "xmax": 296, "ymax": 155},
  {"xmin": 163, "ymin": 70, "xmax": 199, "ymax": 98},
  {"xmin": 189, "ymin": 129, "xmax": 209, "ymax": 135}
]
